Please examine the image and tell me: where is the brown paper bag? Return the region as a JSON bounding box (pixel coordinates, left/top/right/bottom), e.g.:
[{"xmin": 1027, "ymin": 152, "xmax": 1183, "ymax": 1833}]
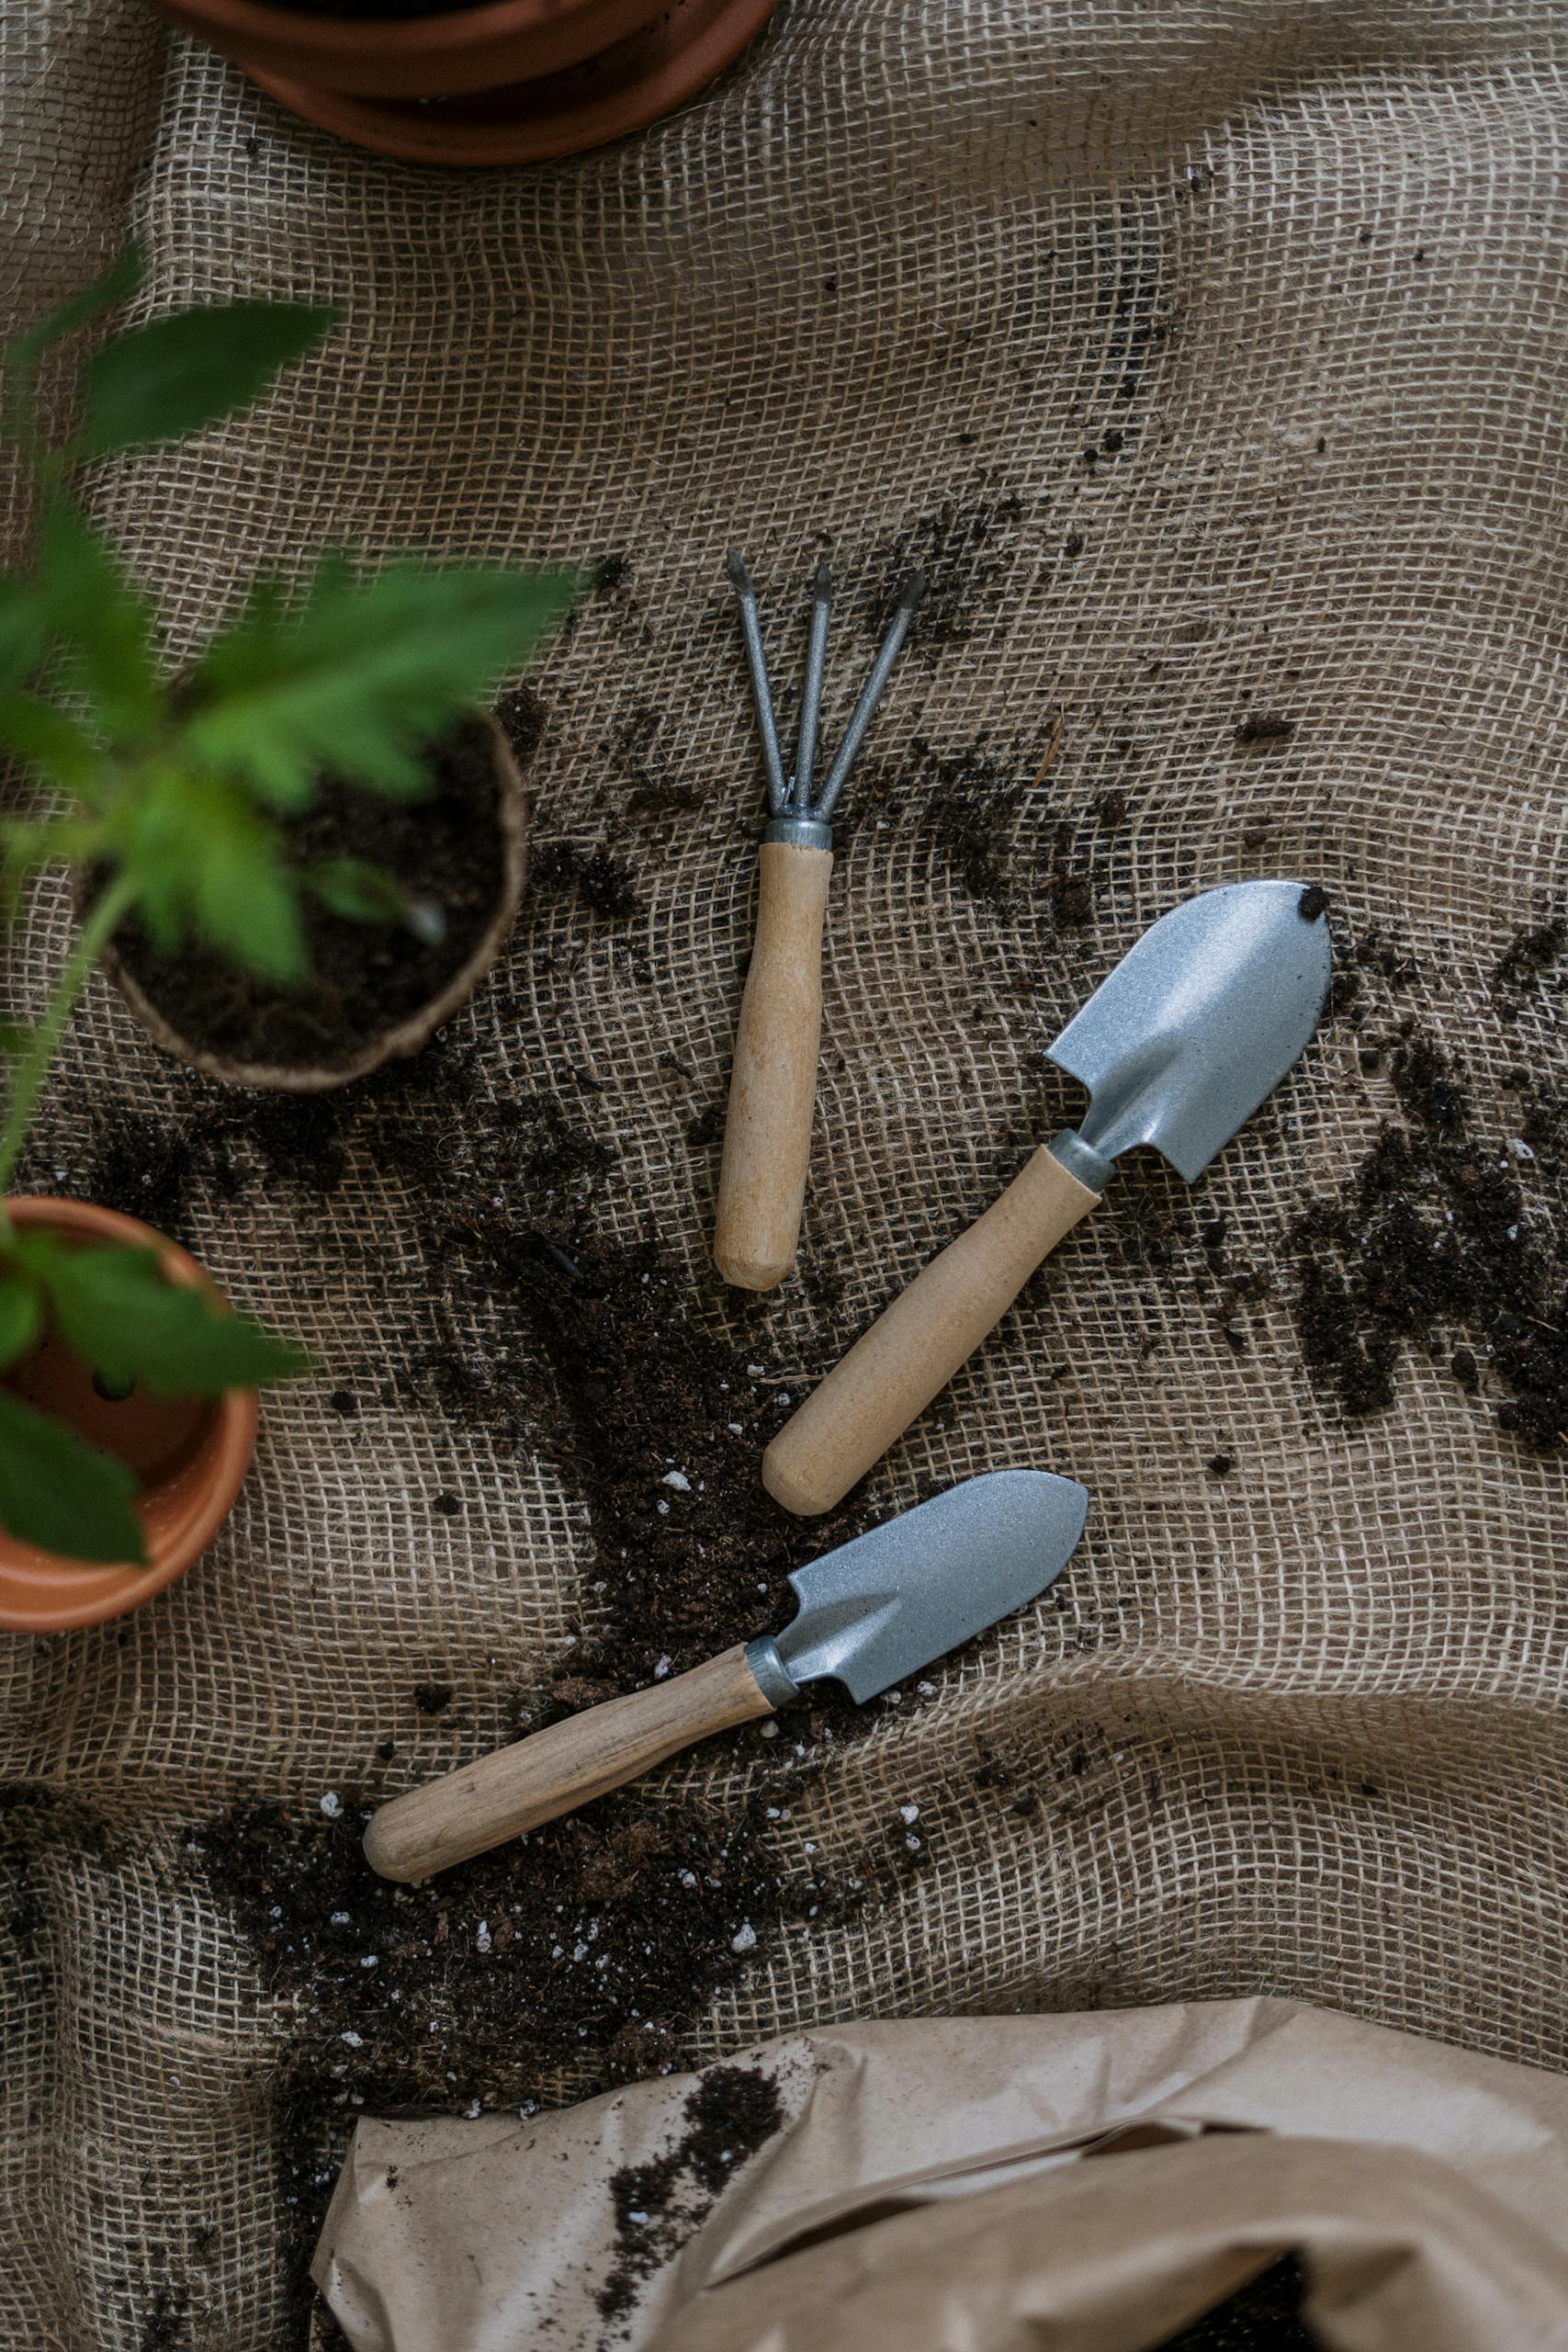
[{"xmin": 314, "ymin": 1998, "xmax": 1568, "ymax": 2349}]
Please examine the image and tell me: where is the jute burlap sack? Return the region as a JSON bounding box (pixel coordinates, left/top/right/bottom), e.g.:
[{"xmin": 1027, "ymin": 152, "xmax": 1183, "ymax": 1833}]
[{"xmin": 2, "ymin": 1, "xmax": 1567, "ymax": 2344}]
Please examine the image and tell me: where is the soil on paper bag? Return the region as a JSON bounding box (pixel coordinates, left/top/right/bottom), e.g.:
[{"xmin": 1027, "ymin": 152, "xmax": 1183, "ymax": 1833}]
[
  {"xmin": 1156, "ymin": 2254, "xmax": 1317, "ymax": 2346},
  {"xmin": 109, "ymin": 718, "xmax": 513, "ymax": 1075},
  {"xmin": 599, "ymin": 2063, "xmax": 785, "ymax": 2329}
]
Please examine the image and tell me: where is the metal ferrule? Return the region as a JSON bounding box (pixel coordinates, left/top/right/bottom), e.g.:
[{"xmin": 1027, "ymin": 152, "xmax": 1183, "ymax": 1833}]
[
  {"xmin": 743, "ymin": 1634, "xmax": 801, "ymax": 1710},
  {"xmin": 764, "ymin": 814, "xmax": 833, "ymax": 852},
  {"xmin": 1046, "ymin": 1126, "xmax": 1116, "ymax": 1193}
]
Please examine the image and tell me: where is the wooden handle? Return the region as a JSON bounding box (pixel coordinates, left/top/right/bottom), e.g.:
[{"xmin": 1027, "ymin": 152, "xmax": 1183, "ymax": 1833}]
[
  {"xmin": 362, "ymin": 1644, "xmax": 776, "ymax": 1883},
  {"xmin": 715, "ymin": 841, "xmax": 833, "ymax": 1291},
  {"xmin": 761, "ymin": 1146, "xmax": 1100, "ymax": 1516}
]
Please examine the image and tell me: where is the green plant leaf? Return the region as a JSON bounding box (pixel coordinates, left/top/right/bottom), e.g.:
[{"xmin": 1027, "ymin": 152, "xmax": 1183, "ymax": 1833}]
[
  {"xmin": 21, "ymin": 1237, "xmax": 310, "ymax": 1396},
  {"xmin": 0, "ymin": 1269, "xmax": 41, "ymax": 1368},
  {"xmin": 35, "ymin": 500, "xmax": 163, "ymax": 750},
  {"xmin": 0, "ymin": 689, "xmax": 103, "ymax": 794},
  {"xmin": 77, "ymin": 299, "xmax": 339, "ymax": 460},
  {"xmin": 4, "ymin": 244, "xmax": 147, "ymax": 439},
  {"xmin": 0, "ymin": 575, "xmax": 52, "ymax": 695},
  {"xmin": 108, "ymin": 767, "xmax": 307, "ymax": 980},
  {"xmin": 0, "ymin": 1387, "xmax": 145, "ymax": 1564},
  {"xmin": 185, "ymin": 560, "xmax": 577, "ymax": 808}
]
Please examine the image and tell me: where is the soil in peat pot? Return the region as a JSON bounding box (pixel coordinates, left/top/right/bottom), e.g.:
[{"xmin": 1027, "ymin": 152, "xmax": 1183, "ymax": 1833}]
[{"xmin": 109, "ymin": 718, "xmax": 510, "ymax": 1076}]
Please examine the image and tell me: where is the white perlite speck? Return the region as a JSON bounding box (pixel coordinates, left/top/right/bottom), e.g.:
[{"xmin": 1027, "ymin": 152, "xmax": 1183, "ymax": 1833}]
[
  {"xmin": 661, "ymin": 1469, "xmax": 691, "ymax": 1491},
  {"xmin": 475, "ymin": 1922, "xmax": 491, "ymax": 1953},
  {"xmin": 731, "ymin": 1922, "xmax": 758, "ymax": 1953},
  {"xmin": 899, "ymin": 1804, "xmax": 919, "ymax": 1824},
  {"xmin": 319, "ymin": 1792, "xmax": 342, "ymax": 1819}
]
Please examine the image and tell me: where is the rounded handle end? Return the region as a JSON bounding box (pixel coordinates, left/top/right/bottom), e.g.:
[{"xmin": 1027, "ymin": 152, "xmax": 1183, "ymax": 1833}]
[
  {"xmin": 716, "ymin": 1245, "xmax": 791, "ymax": 1292},
  {"xmin": 761, "ymin": 1434, "xmax": 840, "ymax": 1518},
  {"xmin": 362, "ymin": 1812, "xmax": 420, "ymax": 1885}
]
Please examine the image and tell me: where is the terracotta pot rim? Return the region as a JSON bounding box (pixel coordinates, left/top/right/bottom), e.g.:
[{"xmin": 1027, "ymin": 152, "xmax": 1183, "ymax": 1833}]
[
  {"xmin": 101, "ymin": 712, "xmax": 527, "ymax": 1095},
  {"xmin": 244, "ymin": 0, "xmax": 775, "ymax": 163},
  {"xmin": 162, "ymin": 0, "xmax": 654, "ymax": 61},
  {"xmin": 0, "ymin": 1198, "xmax": 259, "ymax": 1635}
]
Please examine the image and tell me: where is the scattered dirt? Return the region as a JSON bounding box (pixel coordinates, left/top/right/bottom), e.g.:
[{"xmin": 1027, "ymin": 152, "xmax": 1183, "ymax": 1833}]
[
  {"xmin": 849, "ymin": 728, "xmax": 1105, "ymax": 926},
  {"xmin": 867, "ymin": 489, "xmax": 1029, "ymax": 651},
  {"xmin": 109, "ymin": 718, "xmax": 513, "ymax": 1075},
  {"xmin": 599, "ymin": 2062, "xmax": 785, "ymax": 2329},
  {"xmin": 200, "ymin": 1785, "xmax": 851, "ymax": 2337},
  {"xmin": 494, "ymin": 680, "xmax": 547, "ymax": 769},
  {"xmin": 1492, "ymin": 916, "xmax": 1565, "ymax": 1016},
  {"xmin": 422, "ymin": 1229, "xmax": 872, "ymax": 1691},
  {"xmin": 529, "ymin": 840, "xmax": 643, "ymax": 922},
  {"xmin": 1234, "ymin": 712, "xmax": 1297, "ymax": 748},
  {"xmin": 86, "ymin": 1032, "xmax": 886, "ymax": 2334},
  {"xmin": 1289, "ymin": 1035, "xmax": 1568, "ymax": 1448}
]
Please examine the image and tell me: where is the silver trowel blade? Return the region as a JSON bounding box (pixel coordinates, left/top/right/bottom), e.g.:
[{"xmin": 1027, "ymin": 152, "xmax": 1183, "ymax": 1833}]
[
  {"xmin": 1047, "ymin": 880, "xmax": 1332, "ymax": 1182},
  {"xmin": 773, "ymin": 1470, "xmax": 1089, "ymax": 1703}
]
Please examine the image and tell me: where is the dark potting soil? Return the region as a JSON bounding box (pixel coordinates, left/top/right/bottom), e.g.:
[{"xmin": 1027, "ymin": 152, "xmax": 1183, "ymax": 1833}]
[
  {"xmin": 866, "ymin": 487, "xmax": 1030, "ymax": 653},
  {"xmin": 1153, "ymin": 2254, "xmax": 1318, "ymax": 2347},
  {"xmin": 201, "ymin": 1781, "xmax": 844, "ymax": 2341},
  {"xmin": 847, "ymin": 728, "xmax": 1110, "ymax": 928},
  {"xmin": 1288, "ymin": 1035, "xmax": 1568, "ymax": 1447},
  {"xmin": 599, "ymin": 2063, "xmax": 784, "ymax": 2327},
  {"xmin": 133, "ymin": 1039, "xmax": 880, "ymax": 2331},
  {"xmin": 109, "ymin": 718, "xmax": 511, "ymax": 1074}
]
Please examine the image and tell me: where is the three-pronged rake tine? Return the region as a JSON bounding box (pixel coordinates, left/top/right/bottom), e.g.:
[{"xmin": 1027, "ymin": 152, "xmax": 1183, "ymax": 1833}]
[
  {"xmin": 792, "ymin": 560, "xmax": 832, "ymax": 813},
  {"xmin": 813, "ymin": 569, "xmax": 926, "ymax": 821},
  {"xmin": 726, "ymin": 548, "xmax": 788, "ymax": 816}
]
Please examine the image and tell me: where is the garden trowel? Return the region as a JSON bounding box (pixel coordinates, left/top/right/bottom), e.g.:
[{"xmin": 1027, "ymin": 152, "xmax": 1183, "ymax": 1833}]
[
  {"xmin": 363, "ymin": 1469, "xmax": 1088, "ymax": 1882},
  {"xmin": 763, "ymin": 879, "xmax": 1333, "ymax": 1516}
]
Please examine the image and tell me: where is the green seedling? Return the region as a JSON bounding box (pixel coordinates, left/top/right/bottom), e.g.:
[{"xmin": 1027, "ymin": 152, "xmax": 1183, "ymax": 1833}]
[{"xmin": 0, "ymin": 248, "xmax": 575, "ymax": 1565}]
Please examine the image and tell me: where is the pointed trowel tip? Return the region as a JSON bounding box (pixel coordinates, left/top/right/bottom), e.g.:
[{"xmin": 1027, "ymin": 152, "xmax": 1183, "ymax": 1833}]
[
  {"xmin": 812, "ymin": 557, "xmax": 832, "ymax": 599},
  {"xmin": 725, "ymin": 548, "xmax": 754, "ymax": 595},
  {"xmin": 897, "ymin": 568, "xmax": 929, "ymax": 612}
]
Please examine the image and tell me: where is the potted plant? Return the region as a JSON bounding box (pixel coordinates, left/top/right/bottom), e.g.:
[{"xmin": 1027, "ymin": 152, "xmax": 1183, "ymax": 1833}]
[
  {"xmin": 0, "ymin": 249, "xmax": 574, "ymax": 1625},
  {"xmin": 145, "ymin": 0, "xmax": 782, "ymax": 168}
]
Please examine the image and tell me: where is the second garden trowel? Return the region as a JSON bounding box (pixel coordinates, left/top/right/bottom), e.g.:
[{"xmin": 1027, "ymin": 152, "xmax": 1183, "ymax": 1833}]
[
  {"xmin": 763, "ymin": 879, "xmax": 1333, "ymax": 1516},
  {"xmin": 363, "ymin": 1470, "xmax": 1088, "ymax": 1882}
]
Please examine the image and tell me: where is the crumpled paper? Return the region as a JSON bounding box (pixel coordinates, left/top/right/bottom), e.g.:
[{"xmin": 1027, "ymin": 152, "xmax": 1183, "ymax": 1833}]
[{"xmin": 313, "ymin": 1997, "xmax": 1568, "ymax": 2349}]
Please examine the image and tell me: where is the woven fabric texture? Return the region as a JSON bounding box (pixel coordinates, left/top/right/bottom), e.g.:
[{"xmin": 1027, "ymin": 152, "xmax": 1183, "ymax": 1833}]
[{"xmin": 2, "ymin": 0, "xmax": 1566, "ymax": 2344}]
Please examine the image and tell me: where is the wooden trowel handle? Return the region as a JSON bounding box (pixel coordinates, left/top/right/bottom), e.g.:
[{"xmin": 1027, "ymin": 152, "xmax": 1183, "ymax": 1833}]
[
  {"xmin": 715, "ymin": 841, "xmax": 834, "ymax": 1291},
  {"xmin": 363, "ymin": 1645, "xmax": 777, "ymax": 1883},
  {"xmin": 762, "ymin": 1145, "xmax": 1100, "ymax": 1517}
]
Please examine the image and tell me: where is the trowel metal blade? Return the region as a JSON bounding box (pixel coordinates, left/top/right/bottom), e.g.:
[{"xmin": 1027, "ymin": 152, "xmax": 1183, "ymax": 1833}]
[
  {"xmin": 774, "ymin": 1470, "xmax": 1088, "ymax": 1703},
  {"xmin": 1046, "ymin": 880, "xmax": 1332, "ymax": 1182}
]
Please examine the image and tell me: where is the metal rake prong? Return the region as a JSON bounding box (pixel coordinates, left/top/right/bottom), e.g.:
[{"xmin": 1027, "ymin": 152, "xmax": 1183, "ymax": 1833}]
[
  {"xmin": 812, "ymin": 570, "xmax": 927, "ymax": 821},
  {"xmin": 792, "ymin": 559, "xmax": 832, "ymax": 813},
  {"xmin": 726, "ymin": 548, "xmax": 788, "ymax": 816}
]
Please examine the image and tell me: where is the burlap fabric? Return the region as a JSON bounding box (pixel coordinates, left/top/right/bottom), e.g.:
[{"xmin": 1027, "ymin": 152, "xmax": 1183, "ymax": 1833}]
[{"xmin": 3, "ymin": 1, "xmax": 1567, "ymax": 2344}]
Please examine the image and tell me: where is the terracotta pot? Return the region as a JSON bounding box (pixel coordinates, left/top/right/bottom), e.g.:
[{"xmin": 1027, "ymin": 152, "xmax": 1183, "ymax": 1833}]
[
  {"xmin": 0, "ymin": 1198, "xmax": 260, "ymax": 1634},
  {"xmin": 147, "ymin": 0, "xmax": 781, "ymax": 165},
  {"xmin": 102, "ymin": 713, "xmax": 527, "ymax": 1094}
]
